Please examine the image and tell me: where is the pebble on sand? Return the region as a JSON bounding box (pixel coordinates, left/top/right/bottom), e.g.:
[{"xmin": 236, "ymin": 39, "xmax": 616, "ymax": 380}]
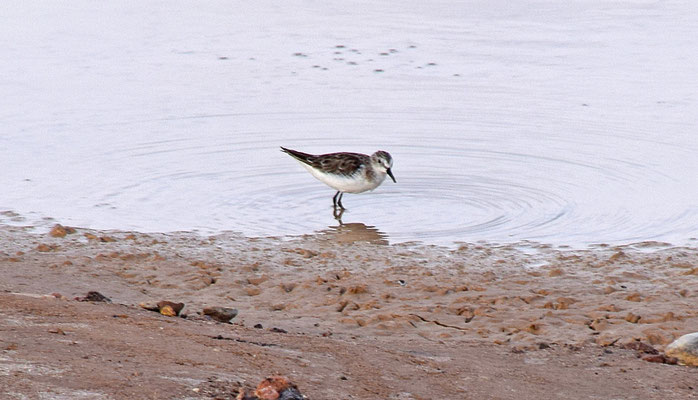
[
  {"xmin": 665, "ymin": 332, "xmax": 698, "ymax": 367},
  {"xmin": 160, "ymin": 301, "xmax": 184, "ymax": 316},
  {"xmin": 236, "ymin": 376, "xmax": 304, "ymax": 400},
  {"xmin": 203, "ymin": 306, "xmax": 238, "ymax": 323},
  {"xmin": 75, "ymin": 291, "xmax": 112, "ymax": 303},
  {"xmin": 142, "ymin": 301, "xmax": 185, "ymax": 317},
  {"xmin": 49, "ymin": 224, "xmax": 76, "ymax": 238}
]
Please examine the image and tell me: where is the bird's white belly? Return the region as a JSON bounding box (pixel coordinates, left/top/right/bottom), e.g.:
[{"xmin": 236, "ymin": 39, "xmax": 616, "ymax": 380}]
[{"xmin": 302, "ymin": 164, "xmax": 386, "ymax": 193}]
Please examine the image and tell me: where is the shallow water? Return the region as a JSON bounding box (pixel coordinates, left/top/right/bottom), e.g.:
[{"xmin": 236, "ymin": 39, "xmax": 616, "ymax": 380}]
[{"xmin": 2, "ymin": 1, "xmax": 698, "ymax": 246}]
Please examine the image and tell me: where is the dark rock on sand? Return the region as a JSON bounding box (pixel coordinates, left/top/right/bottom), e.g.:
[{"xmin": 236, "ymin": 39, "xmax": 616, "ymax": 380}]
[
  {"xmin": 76, "ymin": 291, "xmax": 112, "ymax": 303},
  {"xmin": 236, "ymin": 376, "xmax": 304, "ymax": 400},
  {"xmin": 203, "ymin": 306, "xmax": 238, "ymax": 323},
  {"xmin": 156, "ymin": 300, "xmax": 185, "ymax": 317}
]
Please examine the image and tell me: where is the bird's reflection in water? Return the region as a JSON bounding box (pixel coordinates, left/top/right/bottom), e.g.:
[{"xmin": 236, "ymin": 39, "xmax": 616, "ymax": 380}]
[{"xmin": 318, "ymin": 209, "xmax": 389, "ymax": 245}]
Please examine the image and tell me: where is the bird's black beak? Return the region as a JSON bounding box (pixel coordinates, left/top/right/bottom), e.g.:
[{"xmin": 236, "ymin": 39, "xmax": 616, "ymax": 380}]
[{"xmin": 387, "ymin": 168, "xmax": 396, "ymax": 183}]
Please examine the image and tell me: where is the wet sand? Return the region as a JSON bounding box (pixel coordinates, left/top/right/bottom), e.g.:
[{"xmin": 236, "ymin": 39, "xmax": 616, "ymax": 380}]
[{"xmin": 1, "ymin": 224, "xmax": 697, "ymax": 399}]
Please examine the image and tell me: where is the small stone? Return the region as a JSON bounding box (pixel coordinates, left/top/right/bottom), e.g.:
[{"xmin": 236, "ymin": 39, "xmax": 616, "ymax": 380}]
[
  {"xmin": 48, "ymin": 328, "xmax": 66, "ymax": 335},
  {"xmin": 159, "ymin": 305, "xmax": 177, "ymax": 317},
  {"xmin": 49, "ymin": 224, "xmax": 68, "ymax": 238},
  {"xmin": 665, "ymin": 332, "xmax": 698, "ymax": 367},
  {"xmin": 245, "ymin": 287, "xmax": 262, "ymax": 296},
  {"xmin": 75, "ymin": 291, "xmax": 111, "ymax": 302},
  {"xmin": 253, "ymin": 376, "xmax": 303, "ymax": 400},
  {"xmin": 157, "ymin": 301, "xmax": 185, "ymax": 316},
  {"xmin": 202, "ymin": 306, "xmax": 238, "ymax": 323}
]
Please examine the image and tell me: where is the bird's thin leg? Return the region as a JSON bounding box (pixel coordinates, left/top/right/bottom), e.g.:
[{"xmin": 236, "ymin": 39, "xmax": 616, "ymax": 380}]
[
  {"xmin": 333, "ymin": 207, "xmax": 344, "ymax": 222},
  {"xmin": 337, "ymin": 192, "xmax": 345, "ymax": 210},
  {"xmin": 333, "ymin": 191, "xmax": 341, "ymax": 208}
]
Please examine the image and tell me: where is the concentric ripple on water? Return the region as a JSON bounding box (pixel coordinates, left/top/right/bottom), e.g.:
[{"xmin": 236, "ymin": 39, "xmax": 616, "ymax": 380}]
[{"xmin": 1, "ymin": 1, "xmax": 697, "ymax": 246}]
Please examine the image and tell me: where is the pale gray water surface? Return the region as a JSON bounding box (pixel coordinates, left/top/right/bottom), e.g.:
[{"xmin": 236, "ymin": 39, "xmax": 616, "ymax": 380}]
[{"xmin": 1, "ymin": 1, "xmax": 697, "ymax": 246}]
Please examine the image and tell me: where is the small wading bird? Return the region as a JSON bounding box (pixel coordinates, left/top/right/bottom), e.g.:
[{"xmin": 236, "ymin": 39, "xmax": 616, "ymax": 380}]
[{"xmin": 280, "ymin": 147, "xmax": 396, "ymax": 211}]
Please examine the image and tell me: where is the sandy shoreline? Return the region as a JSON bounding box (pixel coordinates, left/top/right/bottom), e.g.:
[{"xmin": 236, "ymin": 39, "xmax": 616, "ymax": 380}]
[{"xmin": 1, "ymin": 224, "xmax": 697, "ymax": 399}]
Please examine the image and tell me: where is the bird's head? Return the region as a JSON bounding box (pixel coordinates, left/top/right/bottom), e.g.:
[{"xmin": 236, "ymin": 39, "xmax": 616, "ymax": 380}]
[{"xmin": 371, "ymin": 151, "xmax": 396, "ymax": 183}]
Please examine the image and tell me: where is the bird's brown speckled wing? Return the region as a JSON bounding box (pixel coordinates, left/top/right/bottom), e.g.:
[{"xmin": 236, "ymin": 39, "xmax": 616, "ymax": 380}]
[
  {"xmin": 312, "ymin": 152, "xmax": 368, "ymax": 176},
  {"xmin": 281, "ymin": 147, "xmax": 368, "ymax": 177}
]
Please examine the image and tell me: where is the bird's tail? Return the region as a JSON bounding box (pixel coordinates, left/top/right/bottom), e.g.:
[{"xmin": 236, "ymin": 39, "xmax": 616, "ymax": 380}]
[{"xmin": 280, "ymin": 147, "xmax": 316, "ymax": 166}]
